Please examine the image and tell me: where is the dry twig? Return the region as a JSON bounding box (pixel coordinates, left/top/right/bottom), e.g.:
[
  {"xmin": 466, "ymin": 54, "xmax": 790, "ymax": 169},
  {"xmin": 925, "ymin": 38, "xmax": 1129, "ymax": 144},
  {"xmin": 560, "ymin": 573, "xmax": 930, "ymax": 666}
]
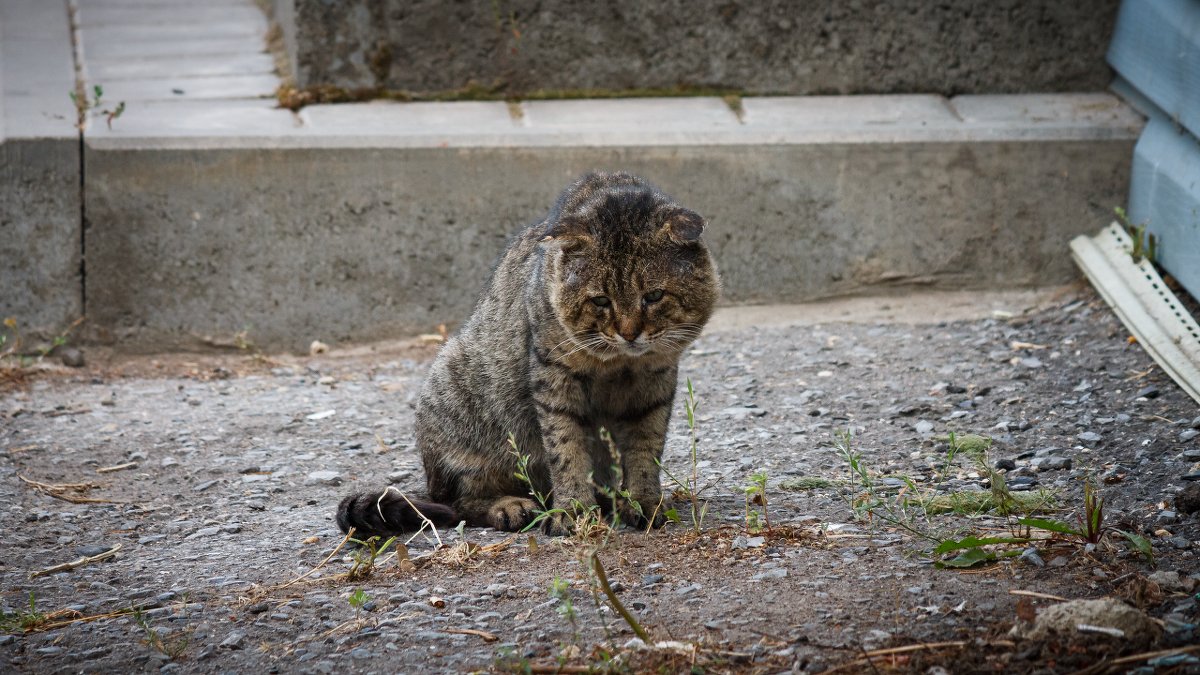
[
  {"xmin": 30, "ymin": 544, "xmax": 121, "ymax": 578},
  {"xmin": 18, "ymin": 474, "xmax": 126, "ymax": 504},
  {"xmin": 1008, "ymin": 589, "xmax": 1069, "ymax": 602}
]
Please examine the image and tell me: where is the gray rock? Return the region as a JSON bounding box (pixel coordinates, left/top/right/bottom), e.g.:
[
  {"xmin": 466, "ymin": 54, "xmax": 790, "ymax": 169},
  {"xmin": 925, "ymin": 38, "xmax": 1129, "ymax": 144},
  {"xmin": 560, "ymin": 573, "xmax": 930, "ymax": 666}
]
[
  {"xmin": 350, "ymin": 648, "xmax": 373, "ymax": 659},
  {"xmin": 1077, "ymin": 431, "xmax": 1101, "ymax": 444},
  {"xmin": 1134, "ymin": 384, "xmax": 1159, "ymax": 399},
  {"xmin": 484, "ymin": 583, "xmax": 512, "ymax": 598},
  {"xmin": 1180, "ymin": 429, "xmax": 1199, "ymax": 443},
  {"xmin": 752, "ymin": 568, "xmax": 788, "ymax": 580},
  {"xmin": 732, "ymin": 535, "xmax": 766, "ymax": 549},
  {"xmin": 192, "ymin": 479, "xmax": 220, "ymax": 492},
  {"xmin": 1191, "ymin": 416, "xmax": 1200, "ymax": 429},
  {"xmin": 1019, "ymin": 548, "xmax": 1045, "ymax": 567},
  {"xmin": 305, "ymin": 470, "xmax": 343, "ymax": 486},
  {"xmin": 1031, "ymin": 456, "xmax": 1072, "ymax": 471},
  {"xmin": 36, "ymin": 646, "xmax": 63, "ymax": 655},
  {"xmin": 1147, "ymin": 570, "xmax": 1187, "ymax": 593},
  {"xmin": 995, "ymin": 458, "xmax": 1017, "ymax": 471},
  {"xmin": 219, "ymin": 630, "xmax": 246, "ymax": 649},
  {"xmin": 59, "ymin": 347, "xmax": 84, "ymax": 367},
  {"xmin": 914, "ymin": 420, "xmax": 934, "ymax": 434}
]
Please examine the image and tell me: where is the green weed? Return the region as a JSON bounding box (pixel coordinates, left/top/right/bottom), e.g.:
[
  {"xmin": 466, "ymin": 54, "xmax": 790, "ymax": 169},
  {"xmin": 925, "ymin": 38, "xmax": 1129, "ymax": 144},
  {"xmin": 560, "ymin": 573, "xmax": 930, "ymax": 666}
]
[
  {"xmin": 346, "ymin": 535, "xmax": 396, "ymax": 580},
  {"xmin": 0, "ymin": 592, "xmax": 47, "ymax": 633},
  {"xmin": 132, "ymin": 605, "xmax": 189, "ymax": 660},
  {"xmin": 742, "ymin": 470, "xmax": 771, "ymax": 533}
]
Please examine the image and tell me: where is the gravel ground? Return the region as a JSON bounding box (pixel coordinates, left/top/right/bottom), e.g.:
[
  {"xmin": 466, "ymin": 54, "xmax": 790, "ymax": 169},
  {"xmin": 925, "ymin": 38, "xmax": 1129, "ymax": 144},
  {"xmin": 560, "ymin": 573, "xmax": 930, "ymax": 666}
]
[{"xmin": 2, "ymin": 286, "xmax": 1198, "ymax": 674}]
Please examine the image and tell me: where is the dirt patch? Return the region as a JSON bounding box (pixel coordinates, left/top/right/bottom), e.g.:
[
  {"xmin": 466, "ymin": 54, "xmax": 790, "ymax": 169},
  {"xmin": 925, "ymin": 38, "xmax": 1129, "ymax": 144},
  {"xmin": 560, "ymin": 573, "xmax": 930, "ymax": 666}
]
[{"xmin": 1, "ymin": 288, "xmax": 1198, "ymax": 673}]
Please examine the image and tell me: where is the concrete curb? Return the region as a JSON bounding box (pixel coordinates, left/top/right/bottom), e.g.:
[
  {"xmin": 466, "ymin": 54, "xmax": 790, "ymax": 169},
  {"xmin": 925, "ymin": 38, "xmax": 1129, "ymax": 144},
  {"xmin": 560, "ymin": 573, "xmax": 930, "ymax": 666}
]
[{"xmin": 82, "ymin": 93, "xmax": 1141, "ymax": 352}]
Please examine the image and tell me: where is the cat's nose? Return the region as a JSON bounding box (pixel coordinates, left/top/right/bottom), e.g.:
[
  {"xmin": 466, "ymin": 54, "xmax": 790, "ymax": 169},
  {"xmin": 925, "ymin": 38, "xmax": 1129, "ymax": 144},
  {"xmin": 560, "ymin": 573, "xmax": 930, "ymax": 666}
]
[{"xmin": 617, "ymin": 322, "xmax": 641, "ymax": 343}]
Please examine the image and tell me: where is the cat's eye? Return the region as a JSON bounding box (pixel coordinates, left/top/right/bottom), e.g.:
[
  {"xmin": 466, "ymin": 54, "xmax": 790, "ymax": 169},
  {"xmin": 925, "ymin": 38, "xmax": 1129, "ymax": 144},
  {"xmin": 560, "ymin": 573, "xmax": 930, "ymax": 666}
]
[
  {"xmin": 643, "ymin": 290, "xmax": 665, "ymax": 303},
  {"xmin": 590, "ymin": 296, "xmax": 611, "ymax": 307}
]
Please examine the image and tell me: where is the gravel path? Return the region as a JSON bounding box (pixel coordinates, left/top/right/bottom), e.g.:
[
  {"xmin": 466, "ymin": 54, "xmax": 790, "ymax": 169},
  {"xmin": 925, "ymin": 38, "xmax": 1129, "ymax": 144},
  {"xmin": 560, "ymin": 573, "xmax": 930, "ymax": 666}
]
[{"xmin": 2, "ymin": 287, "xmax": 1198, "ymax": 673}]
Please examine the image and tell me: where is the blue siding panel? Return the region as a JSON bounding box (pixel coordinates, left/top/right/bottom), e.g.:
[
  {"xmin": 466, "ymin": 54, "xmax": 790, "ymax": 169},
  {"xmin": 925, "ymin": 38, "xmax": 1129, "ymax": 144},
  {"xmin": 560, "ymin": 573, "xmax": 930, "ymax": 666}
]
[
  {"xmin": 1128, "ymin": 118, "xmax": 1200, "ymax": 300},
  {"xmin": 1107, "ymin": 0, "xmax": 1200, "ymax": 140}
]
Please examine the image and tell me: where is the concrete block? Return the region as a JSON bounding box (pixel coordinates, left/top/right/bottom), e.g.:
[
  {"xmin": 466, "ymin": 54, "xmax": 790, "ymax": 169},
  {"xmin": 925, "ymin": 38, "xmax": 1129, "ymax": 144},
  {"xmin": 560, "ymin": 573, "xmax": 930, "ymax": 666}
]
[
  {"xmin": 95, "ymin": 75, "xmax": 280, "ymax": 103},
  {"xmin": 83, "ymin": 95, "xmax": 1139, "ymax": 352},
  {"xmin": 1128, "ymin": 119, "xmax": 1200, "ymax": 301},
  {"xmin": 0, "ymin": 0, "xmax": 82, "ymax": 340},
  {"xmin": 1107, "ymin": 0, "xmax": 1200, "ymax": 140},
  {"xmin": 275, "ymin": 0, "xmax": 1120, "ymax": 97}
]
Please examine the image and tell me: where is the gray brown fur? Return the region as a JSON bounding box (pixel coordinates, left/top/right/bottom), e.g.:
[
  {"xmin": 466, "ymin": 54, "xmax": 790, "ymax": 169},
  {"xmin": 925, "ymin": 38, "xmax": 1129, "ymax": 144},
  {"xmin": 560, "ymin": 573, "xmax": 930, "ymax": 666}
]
[{"xmin": 337, "ymin": 172, "xmax": 720, "ymax": 537}]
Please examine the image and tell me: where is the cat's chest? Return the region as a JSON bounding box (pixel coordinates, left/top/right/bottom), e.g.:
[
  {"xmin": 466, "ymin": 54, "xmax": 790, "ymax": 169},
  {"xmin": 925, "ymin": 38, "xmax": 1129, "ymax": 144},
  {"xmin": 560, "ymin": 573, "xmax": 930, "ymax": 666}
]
[{"xmin": 583, "ymin": 364, "xmax": 673, "ymax": 413}]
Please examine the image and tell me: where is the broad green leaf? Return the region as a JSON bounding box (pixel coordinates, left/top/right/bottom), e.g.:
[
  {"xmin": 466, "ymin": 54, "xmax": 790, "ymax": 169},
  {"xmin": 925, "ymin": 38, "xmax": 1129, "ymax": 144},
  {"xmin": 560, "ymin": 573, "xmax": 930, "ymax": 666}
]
[
  {"xmin": 1115, "ymin": 529, "xmax": 1154, "ymax": 563},
  {"xmin": 933, "ymin": 535, "xmax": 1029, "ymax": 555},
  {"xmin": 936, "ymin": 547, "xmax": 996, "ymax": 568},
  {"xmin": 1018, "ymin": 517, "xmax": 1080, "ymax": 536}
]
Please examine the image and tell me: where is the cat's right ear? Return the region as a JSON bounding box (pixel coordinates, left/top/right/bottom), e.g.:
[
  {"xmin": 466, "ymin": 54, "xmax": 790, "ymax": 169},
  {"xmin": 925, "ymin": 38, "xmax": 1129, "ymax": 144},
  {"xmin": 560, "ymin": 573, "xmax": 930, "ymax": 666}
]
[
  {"xmin": 662, "ymin": 208, "xmax": 706, "ymax": 243},
  {"xmin": 539, "ymin": 217, "xmax": 591, "ymax": 248}
]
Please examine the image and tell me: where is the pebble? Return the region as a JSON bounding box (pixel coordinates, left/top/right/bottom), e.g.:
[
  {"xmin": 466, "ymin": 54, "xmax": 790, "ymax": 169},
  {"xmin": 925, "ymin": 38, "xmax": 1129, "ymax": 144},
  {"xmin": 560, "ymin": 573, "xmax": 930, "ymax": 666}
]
[
  {"xmin": 1191, "ymin": 416, "xmax": 1200, "ymax": 429},
  {"xmin": 219, "ymin": 630, "xmax": 246, "ymax": 649},
  {"xmin": 1176, "ymin": 483, "xmax": 1200, "ymax": 514},
  {"xmin": 192, "ymin": 480, "xmax": 220, "ymax": 492},
  {"xmin": 59, "ymin": 348, "xmax": 84, "ymax": 367},
  {"xmin": 350, "ymin": 648, "xmax": 373, "ymax": 660},
  {"xmin": 642, "ymin": 574, "xmax": 664, "ymax": 586},
  {"xmin": 1181, "ymin": 429, "xmax": 1199, "ymax": 443},
  {"xmin": 995, "ymin": 458, "xmax": 1017, "ymax": 471},
  {"xmin": 1134, "ymin": 385, "xmax": 1159, "ymax": 399},
  {"xmin": 752, "ymin": 568, "xmax": 788, "ymax": 581},
  {"xmin": 731, "ymin": 535, "xmax": 766, "ymax": 549},
  {"xmin": 1031, "ymin": 456, "xmax": 1072, "ymax": 471},
  {"xmin": 1077, "ymin": 431, "xmax": 1102, "ymax": 445},
  {"xmin": 305, "ymin": 470, "xmax": 343, "ymax": 486},
  {"xmin": 484, "ymin": 584, "xmax": 512, "ymax": 598},
  {"xmin": 914, "ymin": 420, "xmax": 934, "ymax": 434},
  {"xmin": 1019, "ymin": 548, "xmax": 1045, "ymax": 567},
  {"xmin": 36, "ymin": 646, "xmax": 63, "ymax": 655},
  {"xmin": 675, "ymin": 584, "xmax": 702, "ymax": 596}
]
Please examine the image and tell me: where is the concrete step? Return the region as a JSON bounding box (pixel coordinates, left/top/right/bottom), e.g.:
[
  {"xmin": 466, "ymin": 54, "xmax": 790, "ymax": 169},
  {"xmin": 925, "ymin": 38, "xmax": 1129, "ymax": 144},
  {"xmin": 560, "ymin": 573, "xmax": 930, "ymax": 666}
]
[{"xmin": 0, "ymin": 0, "xmax": 1146, "ymax": 353}]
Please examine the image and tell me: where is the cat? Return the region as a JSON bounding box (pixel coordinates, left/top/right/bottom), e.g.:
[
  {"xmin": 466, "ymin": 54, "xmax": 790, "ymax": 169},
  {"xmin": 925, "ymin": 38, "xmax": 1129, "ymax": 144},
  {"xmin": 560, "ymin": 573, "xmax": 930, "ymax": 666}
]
[{"xmin": 336, "ymin": 172, "xmax": 720, "ymax": 537}]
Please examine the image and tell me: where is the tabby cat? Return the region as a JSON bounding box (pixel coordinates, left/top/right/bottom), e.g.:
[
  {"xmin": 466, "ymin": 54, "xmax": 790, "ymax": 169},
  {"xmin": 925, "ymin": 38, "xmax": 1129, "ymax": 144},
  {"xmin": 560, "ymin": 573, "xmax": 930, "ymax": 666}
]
[{"xmin": 336, "ymin": 172, "xmax": 720, "ymax": 536}]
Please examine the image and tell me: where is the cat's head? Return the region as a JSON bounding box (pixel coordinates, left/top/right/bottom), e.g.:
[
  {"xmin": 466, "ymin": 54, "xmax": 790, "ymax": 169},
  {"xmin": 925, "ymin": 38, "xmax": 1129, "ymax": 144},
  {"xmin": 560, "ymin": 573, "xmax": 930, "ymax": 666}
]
[{"xmin": 540, "ymin": 172, "xmax": 720, "ymax": 360}]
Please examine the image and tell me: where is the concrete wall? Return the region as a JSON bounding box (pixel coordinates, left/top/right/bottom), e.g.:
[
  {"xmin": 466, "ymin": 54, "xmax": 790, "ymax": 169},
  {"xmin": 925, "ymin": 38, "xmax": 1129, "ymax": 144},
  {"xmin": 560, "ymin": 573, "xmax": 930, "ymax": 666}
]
[{"xmin": 275, "ymin": 0, "xmax": 1120, "ymax": 97}]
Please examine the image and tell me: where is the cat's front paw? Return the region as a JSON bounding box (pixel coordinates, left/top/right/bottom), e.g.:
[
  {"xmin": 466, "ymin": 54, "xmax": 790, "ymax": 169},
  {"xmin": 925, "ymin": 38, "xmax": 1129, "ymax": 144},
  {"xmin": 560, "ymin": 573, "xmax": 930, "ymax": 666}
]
[
  {"xmin": 539, "ymin": 510, "xmax": 575, "ymax": 537},
  {"xmin": 485, "ymin": 496, "xmax": 538, "ymax": 532}
]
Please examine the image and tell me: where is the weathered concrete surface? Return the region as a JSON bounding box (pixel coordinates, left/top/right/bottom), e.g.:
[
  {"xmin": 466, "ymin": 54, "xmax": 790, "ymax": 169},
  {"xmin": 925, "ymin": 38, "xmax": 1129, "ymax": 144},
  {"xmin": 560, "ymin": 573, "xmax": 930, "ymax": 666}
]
[
  {"xmin": 82, "ymin": 94, "xmax": 1141, "ymax": 352},
  {"xmin": 272, "ymin": 0, "xmax": 1120, "ymax": 97},
  {"xmin": 0, "ymin": 0, "xmax": 82, "ymax": 341}
]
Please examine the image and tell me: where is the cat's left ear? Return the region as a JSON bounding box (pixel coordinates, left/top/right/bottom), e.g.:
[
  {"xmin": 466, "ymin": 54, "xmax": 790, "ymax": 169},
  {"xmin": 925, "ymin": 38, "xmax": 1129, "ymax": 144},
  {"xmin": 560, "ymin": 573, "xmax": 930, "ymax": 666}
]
[
  {"xmin": 662, "ymin": 208, "xmax": 706, "ymax": 243},
  {"xmin": 540, "ymin": 217, "xmax": 591, "ymax": 248}
]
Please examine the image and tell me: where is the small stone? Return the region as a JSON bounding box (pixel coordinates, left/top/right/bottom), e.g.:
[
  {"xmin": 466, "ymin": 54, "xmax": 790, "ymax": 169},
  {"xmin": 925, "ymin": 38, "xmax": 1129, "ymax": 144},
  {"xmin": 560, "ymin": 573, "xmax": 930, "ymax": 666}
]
[
  {"xmin": 350, "ymin": 648, "xmax": 372, "ymax": 660},
  {"xmin": 1169, "ymin": 537, "xmax": 1191, "ymax": 550},
  {"xmin": 752, "ymin": 568, "xmax": 788, "ymax": 580},
  {"xmin": 1019, "ymin": 357, "xmax": 1043, "ymax": 369},
  {"xmin": 305, "ymin": 470, "xmax": 342, "ymax": 486},
  {"xmin": 1183, "ymin": 449, "xmax": 1200, "ymax": 461},
  {"xmin": 1175, "ymin": 483, "xmax": 1200, "ymax": 514},
  {"xmin": 1134, "ymin": 385, "xmax": 1159, "ymax": 399},
  {"xmin": 1019, "ymin": 548, "xmax": 1045, "ymax": 567},
  {"xmin": 914, "ymin": 420, "xmax": 934, "ymax": 434},
  {"xmin": 36, "ymin": 646, "xmax": 63, "ymax": 655},
  {"xmin": 59, "ymin": 348, "xmax": 84, "ymax": 367},
  {"xmin": 76, "ymin": 544, "xmax": 114, "ymax": 557},
  {"xmin": 1077, "ymin": 431, "xmax": 1102, "ymax": 445},
  {"xmin": 676, "ymin": 584, "xmax": 702, "ymax": 596},
  {"xmin": 192, "ymin": 479, "xmax": 219, "ymax": 492},
  {"xmin": 0, "ymin": 635, "xmax": 13, "ymax": 646},
  {"xmin": 1191, "ymin": 416, "xmax": 1200, "ymax": 429},
  {"xmin": 219, "ymin": 630, "xmax": 246, "ymax": 649},
  {"xmin": 995, "ymin": 458, "xmax": 1017, "ymax": 471},
  {"xmin": 1031, "ymin": 456, "xmax": 1072, "ymax": 471},
  {"xmin": 1180, "ymin": 429, "xmax": 1199, "ymax": 443},
  {"xmin": 642, "ymin": 574, "xmax": 664, "ymax": 586},
  {"xmin": 221, "ymin": 523, "xmax": 242, "ymax": 534},
  {"xmin": 484, "ymin": 583, "xmax": 512, "ymax": 598},
  {"xmin": 1157, "ymin": 511, "xmax": 1177, "ymax": 523},
  {"xmin": 731, "ymin": 536, "xmax": 766, "ymax": 549},
  {"xmin": 1147, "ymin": 571, "xmax": 1187, "ymax": 593}
]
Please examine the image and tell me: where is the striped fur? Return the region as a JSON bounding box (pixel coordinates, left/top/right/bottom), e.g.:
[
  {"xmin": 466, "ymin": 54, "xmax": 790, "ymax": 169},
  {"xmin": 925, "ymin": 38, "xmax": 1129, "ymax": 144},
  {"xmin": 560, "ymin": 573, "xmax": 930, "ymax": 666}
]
[{"xmin": 336, "ymin": 172, "xmax": 720, "ymax": 536}]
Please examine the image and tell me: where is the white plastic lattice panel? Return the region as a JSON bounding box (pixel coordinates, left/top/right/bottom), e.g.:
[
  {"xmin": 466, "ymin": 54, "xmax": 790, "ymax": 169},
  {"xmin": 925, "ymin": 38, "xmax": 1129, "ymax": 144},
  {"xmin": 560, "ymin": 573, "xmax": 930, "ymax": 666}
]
[{"xmin": 1071, "ymin": 223, "xmax": 1200, "ymax": 406}]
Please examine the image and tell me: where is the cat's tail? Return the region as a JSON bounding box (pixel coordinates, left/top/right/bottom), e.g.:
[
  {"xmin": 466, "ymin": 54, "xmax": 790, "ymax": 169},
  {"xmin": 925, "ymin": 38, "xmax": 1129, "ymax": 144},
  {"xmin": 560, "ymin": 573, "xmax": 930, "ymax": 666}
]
[{"xmin": 336, "ymin": 488, "xmax": 459, "ymax": 540}]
